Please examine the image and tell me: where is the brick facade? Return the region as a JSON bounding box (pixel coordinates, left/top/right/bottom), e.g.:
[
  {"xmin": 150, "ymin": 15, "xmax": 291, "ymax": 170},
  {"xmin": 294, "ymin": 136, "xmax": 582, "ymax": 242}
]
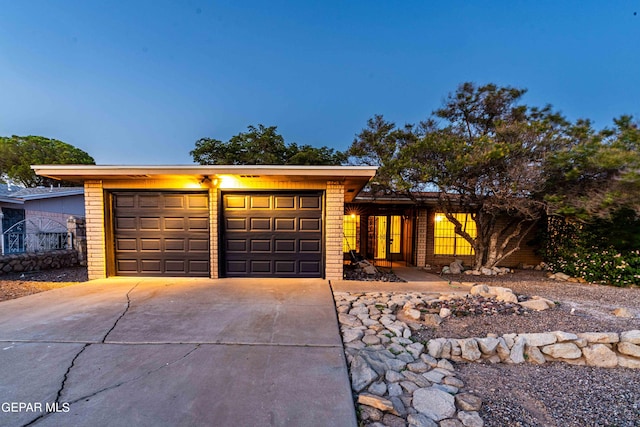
[
  {"xmin": 84, "ymin": 180, "xmax": 106, "ymax": 280},
  {"xmin": 325, "ymin": 181, "xmax": 345, "ymax": 280}
]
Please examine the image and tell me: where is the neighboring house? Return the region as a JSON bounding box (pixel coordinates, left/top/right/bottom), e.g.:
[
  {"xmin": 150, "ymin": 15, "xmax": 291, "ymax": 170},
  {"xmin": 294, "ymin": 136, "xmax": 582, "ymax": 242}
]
[
  {"xmin": 0, "ymin": 184, "xmax": 85, "ymax": 255},
  {"xmin": 32, "ymin": 165, "xmax": 378, "ymax": 280}
]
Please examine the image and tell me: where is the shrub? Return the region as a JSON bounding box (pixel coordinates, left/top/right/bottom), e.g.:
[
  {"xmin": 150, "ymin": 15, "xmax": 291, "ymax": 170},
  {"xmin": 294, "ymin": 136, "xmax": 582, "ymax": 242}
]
[{"xmin": 543, "ymin": 213, "xmax": 640, "ymax": 287}]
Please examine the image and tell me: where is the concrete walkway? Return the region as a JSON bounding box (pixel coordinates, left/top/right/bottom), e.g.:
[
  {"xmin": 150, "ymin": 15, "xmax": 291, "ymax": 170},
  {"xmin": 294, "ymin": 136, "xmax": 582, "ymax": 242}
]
[
  {"xmin": 0, "ymin": 278, "xmax": 356, "ymax": 427},
  {"xmin": 332, "ymin": 266, "xmax": 473, "ymax": 295}
]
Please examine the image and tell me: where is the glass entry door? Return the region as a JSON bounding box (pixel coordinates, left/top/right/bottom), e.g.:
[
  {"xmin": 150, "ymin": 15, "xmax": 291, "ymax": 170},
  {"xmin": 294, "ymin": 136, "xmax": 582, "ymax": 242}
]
[{"xmin": 369, "ymin": 215, "xmax": 402, "ymax": 261}]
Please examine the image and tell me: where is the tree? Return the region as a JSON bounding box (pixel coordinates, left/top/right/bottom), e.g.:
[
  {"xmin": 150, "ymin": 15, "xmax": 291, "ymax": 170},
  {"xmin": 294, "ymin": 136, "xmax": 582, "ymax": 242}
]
[
  {"xmin": 191, "ymin": 124, "xmax": 346, "ymax": 165},
  {"xmin": 350, "ymin": 83, "xmax": 571, "ymax": 269},
  {"xmin": 544, "ymin": 115, "xmax": 640, "ymax": 219},
  {"xmin": 0, "ymin": 135, "xmax": 95, "ymax": 187}
]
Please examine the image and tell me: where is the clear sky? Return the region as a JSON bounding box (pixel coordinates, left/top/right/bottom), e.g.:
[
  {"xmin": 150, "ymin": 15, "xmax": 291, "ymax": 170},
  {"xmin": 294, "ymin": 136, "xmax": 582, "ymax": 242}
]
[{"xmin": 1, "ymin": 1, "xmax": 638, "ymax": 165}]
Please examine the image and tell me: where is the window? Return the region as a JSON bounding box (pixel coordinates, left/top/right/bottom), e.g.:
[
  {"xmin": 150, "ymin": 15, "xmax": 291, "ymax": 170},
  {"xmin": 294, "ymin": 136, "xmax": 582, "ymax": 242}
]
[
  {"xmin": 434, "ymin": 213, "xmax": 476, "ymax": 256},
  {"xmin": 343, "ymin": 214, "xmax": 359, "ymax": 253}
]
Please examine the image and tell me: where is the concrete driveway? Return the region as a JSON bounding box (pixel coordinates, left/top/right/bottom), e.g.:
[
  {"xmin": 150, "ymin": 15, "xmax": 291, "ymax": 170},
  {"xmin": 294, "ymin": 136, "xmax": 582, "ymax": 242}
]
[{"xmin": 0, "ymin": 278, "xmax": 356, "ymax": 427}]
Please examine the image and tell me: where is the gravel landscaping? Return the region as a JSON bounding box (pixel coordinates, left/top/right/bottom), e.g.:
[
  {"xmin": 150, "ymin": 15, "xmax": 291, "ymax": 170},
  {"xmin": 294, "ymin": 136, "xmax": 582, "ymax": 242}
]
[
  {"xmin": 339, "ymin": 270, "xmax": 640, "ymax": 426},
  {"xmin": 0, "ymin": 267, "xmax": 87, "ymax": 301}
]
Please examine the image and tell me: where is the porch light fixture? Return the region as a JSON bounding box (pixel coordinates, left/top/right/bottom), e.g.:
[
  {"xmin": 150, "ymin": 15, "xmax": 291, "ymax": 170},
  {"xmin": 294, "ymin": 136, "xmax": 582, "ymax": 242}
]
[{"xmin": 200, "ymin": 175, "xmax": 212, "ymax": 185}]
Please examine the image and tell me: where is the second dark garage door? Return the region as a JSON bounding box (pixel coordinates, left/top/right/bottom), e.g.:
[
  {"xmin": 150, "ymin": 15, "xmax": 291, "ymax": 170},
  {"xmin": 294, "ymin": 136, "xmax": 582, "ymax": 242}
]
[{"xmin": 222, "ymin": 192, "xmax": 324, "ymax": 278}]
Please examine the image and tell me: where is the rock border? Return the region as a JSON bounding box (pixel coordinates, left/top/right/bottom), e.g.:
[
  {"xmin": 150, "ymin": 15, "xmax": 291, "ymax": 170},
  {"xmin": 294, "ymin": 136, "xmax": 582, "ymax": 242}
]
[{"xmin": 335, "ymin": 290, "xmax": 640, "ymax": 427}]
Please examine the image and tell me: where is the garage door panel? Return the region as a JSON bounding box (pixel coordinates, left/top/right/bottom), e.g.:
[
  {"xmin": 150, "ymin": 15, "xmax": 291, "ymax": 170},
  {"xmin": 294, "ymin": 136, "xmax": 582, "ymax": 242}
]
[
  {"xmin": 188, "ymin": 218, "xmax": 209, "ymax": 231},
  {"xmin": 300, "ymin": 218, "xmax": 321, "ymax": 231},
  {"xmin": 250, "ymin": 218, "xmax": 271, "ymax": 231},
  {"xmin": 187, "ymin": 194, "xmax": 209, "ymax": 209},
  {"xmin": 164, "ymin": 218, "xmax": 186, "ymax": 230},
  {"xmin": 300, "ymin": 196, "xmax": 321, "ymax": 209},
  {"xmin": 115, "ymin": 195, "xmax": 135, "ymax": 208},
  {"xmin": 163, "ymin": 195, "xmax": 185, "ymax": 208},
  {"xmin": 165, "ymin": 239, "xmax": 185, "ymax": 251},
  {"xmin": 226, "ymin": 239, "xmax": 247, "ymax": 252},
  {"xmin": 116, "ymin": 239, "xmax": 137, "ymax": 251},
  {"xmin": 140, "ymin": 260, "xmax": 162, "ymax": 273},
  {"xmin": 250, "ymin": 260, "xmax": 271, "ymax": 273},
  {"xmin": 300, "ymin": 240, "xmax": 321, "ymax": 253},
  {"xmin": 140, "ymin": 239, "xmax": 161, "ymax": 251},
  {"xmin": 165, "ymin": 260, "xmax": 186, "ymax": 272},
  {"xmin": 300, "ymin": 261, "xmax": 321, "ymax": 274},
  {"xmin": 274, "ymin": 196, "xmax": 295, "ymax": 209},
  {"xmin": 250, "ymin": 195, "xmax": 271, "ymax": 209},
  {"xmin": 188, "ymin": 239, "xmax": 209, "ymax": 252},
  {"xmin": 116, "ymin": 217, "xmax": 137, "ymax": 230},
  {"xmin": 222, "ymin": 192, "xmax": 323, "ymax": 278},
  {"xmin": 251, "ymin": 240, "xmax": 271, "ymax": 252},
  {"xmin": 139, "ymin": 195, "xmax": 161, "ymax": 208},
  {"xmin": 225, "ymin": 195, "xmax": 247, "ymax": 209},
  {"xmin": 275, "ymin": 239, "xmax": 295, "ymax": 253},
  {"xmin": 227, "ymin": 260, "xmax": 248, "ymax": 273},
  {"xmin": 112, "ymin": 192, "xmax": 210, "ymax": 277},
  {"xmin": 226, "ymin": 218, "xmax": 247, "ymax": 231},
  {"xmin": 140, "ymin": 218, "xmax": 161, "ymax": 230},
  {"xmin": 117, "ymin": 259, "xmax": 138, "ymax": 273},
  {"xmin": 274, "ymin": 218, "xmax": 295, "ymax": 231},
  {"xmin": 275, "ymin": 261, "xmax": 295, "ymax": 274}
]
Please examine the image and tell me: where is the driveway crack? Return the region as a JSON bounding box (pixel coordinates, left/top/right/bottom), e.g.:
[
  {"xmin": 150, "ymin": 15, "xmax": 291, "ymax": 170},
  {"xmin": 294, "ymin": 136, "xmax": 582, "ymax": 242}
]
[
  {"xmin": 22, "ymin": 343, "xmax": 90, "ymax": 427},
  {"xmin": 23, "ymin": 344, "xmax": 200, "ymax": 426},
  {"xmin": 22, "ymin": 282, "xmax": 141, "ymax": 427},
  {"xmin": 101, "ymin": 282, "xmax": 140, "ymax": 343},
  {"xmin": 69, "ymin": 344, "xmax": 201, "ymax": 405}
]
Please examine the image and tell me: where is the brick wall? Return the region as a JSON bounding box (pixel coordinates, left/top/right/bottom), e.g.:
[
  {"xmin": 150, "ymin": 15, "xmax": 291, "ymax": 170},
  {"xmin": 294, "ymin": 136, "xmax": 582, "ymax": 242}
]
[
  {"xmin": 415, "ymin": 209, "xmax": 428, "ymax": 267},
  {"xmin": 84, "ymin": 180, "xmax": 106, "ymax": 279},
  {"xmin": 325, "ymin": 182, "xmax": 344, "ymax": 280},
  {"xmin": 209, "ymin": 188, "xmax": 218, "ymax": 279}
]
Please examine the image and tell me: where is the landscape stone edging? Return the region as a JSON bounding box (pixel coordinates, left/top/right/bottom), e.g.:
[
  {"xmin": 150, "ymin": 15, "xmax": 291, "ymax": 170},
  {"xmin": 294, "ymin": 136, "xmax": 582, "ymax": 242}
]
[
  {"xmin": 0, "ymin": 249, "xmax": 79, "ymax": 275},
  {"xmin": 335, "ymin": 290, "xmax": 640, "ymax": 427},
  {"xmin": 427, "ymin": 330, "xmax": 640, "ymax": 369}
]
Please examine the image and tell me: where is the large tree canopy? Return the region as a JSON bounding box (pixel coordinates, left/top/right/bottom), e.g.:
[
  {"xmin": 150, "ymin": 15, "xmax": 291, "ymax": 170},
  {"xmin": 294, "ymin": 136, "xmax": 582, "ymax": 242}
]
[
  {"xmin": 349, "ymin": 82, "xmax": 640, "ymax": 269},
  {"xmin": 190, "ymin": 124, "xmax": 346, "ymax": 165},
  {"xmin": 0, "ymin": 135, "xmax": 95, "ymax": 187}
]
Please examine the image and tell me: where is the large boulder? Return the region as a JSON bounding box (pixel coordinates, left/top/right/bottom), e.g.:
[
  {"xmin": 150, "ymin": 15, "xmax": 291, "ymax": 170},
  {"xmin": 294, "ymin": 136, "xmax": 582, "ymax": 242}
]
[
  {"xmin": 413, "ymin": 387, "xmax": 456, "ymax": 421},
  {"xmin": 621, "ymin": 330, "xmax": 640, "ymax": 344},
  {"xmin": 582, "ymin": 344, "xmax": 618, "ymax": 368},
  {"xmin": 541, "ymin": 343, "xmax": 582, "ymax": 359}
]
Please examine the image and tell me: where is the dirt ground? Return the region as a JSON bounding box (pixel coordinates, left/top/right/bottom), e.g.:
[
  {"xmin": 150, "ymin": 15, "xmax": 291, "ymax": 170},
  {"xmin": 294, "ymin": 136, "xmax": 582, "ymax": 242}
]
[
  {"xmin": 0, "ymin": 267, "xmax": 88, "ymax": 301},
  {"xmin": 415, "ymin": 271, "xmax": 640, "ymax": 427}
]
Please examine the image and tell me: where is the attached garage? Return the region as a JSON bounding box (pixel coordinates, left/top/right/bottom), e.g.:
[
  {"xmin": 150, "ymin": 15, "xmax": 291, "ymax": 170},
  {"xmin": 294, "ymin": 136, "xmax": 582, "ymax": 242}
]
[
  {"xmin": 31, "ymin": 165, "xmax": 377, "ymax": 280},
  {"xmin": 109, "ymin": 191, "xmax": 210, "ymax": 277},
  {"xmin": 222, "ymin": 192, "xmax": 323, "ymax": 278}
]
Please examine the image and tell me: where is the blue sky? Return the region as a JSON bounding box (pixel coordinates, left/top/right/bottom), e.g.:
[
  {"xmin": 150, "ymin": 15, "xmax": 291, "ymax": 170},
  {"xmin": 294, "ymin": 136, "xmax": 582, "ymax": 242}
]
[{"xmin": 1, "ymin": 1, "xmax": 638, "ymax": 164}]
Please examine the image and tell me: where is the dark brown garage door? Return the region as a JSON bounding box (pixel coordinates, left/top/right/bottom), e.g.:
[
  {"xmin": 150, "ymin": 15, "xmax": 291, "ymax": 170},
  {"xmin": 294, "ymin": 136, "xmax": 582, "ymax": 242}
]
[
  {"xmin": 222, "ymin": 192, "xmax": 323, "ymax": 278},
  {"xmin": 111, "ymin": 191, "xmax": 210, "ymax": 277}
]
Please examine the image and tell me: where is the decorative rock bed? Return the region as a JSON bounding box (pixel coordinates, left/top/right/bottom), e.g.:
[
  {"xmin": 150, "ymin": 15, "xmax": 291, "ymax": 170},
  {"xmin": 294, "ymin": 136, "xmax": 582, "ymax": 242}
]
[
  {"xmin": 335, "ymin": 291, "xmax": 485, "ymax": 427},
  {"xmin": 335, "ymin": 290, "xmax": 640, "ymax": 427}
]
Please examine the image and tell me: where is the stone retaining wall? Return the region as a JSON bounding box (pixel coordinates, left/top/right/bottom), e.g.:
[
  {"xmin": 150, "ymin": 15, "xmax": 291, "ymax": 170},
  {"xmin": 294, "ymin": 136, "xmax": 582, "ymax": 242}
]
[
  {"xmin": 427, "ymin": 330, "xmax": 640, "ymax": 369},
  {"xmin": 0, "ymin": 249, "xmax": 79, "ymax": 275}
]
